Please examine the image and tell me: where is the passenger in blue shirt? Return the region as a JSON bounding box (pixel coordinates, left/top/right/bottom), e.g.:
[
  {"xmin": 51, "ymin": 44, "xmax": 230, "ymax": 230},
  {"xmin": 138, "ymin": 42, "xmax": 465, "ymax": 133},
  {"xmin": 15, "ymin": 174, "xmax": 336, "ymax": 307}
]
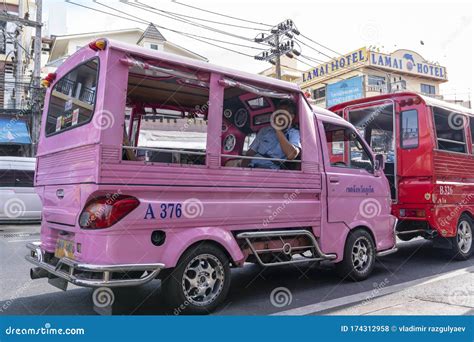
[{"xmin": 242, "ymin": 100, "xmax": 301, "ymax": 169}]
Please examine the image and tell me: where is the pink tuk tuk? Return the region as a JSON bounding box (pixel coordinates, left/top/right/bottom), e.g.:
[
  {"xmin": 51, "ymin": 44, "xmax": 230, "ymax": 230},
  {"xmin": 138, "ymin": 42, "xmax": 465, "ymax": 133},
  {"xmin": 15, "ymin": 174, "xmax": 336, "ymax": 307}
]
[{"xmin": 27, "ymin": 39, "xmax": 397, "ymax": 314}]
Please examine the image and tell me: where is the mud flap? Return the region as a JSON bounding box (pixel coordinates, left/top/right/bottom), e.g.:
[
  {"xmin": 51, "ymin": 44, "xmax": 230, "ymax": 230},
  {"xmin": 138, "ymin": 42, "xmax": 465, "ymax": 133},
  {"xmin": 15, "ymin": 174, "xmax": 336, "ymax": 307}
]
[{"xmin": 48, "ymin": 274, "xmax": 68, "ymax": 291}]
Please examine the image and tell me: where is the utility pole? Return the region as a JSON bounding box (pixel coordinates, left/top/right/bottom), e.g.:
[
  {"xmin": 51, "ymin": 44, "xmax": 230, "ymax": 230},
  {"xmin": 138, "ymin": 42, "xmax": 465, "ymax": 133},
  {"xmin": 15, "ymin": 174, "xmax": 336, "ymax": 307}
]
[
  {"xmin": 274, "ymin": 34, "xmax": 281, "ymax": 80},
  {"xmin": 31, "ymin": 0, "xmax": 42, "ymax": 156},
  {"xmin": 0, "ymin": 0, "xmax": 43, "ymax": 156},
  {"xmin": 14, "ymin": 0, "xmax": 24, "ymax": 110},
  {"xmin": 254, "ymin": 19, "xmax": 300, "ymax": 80}
]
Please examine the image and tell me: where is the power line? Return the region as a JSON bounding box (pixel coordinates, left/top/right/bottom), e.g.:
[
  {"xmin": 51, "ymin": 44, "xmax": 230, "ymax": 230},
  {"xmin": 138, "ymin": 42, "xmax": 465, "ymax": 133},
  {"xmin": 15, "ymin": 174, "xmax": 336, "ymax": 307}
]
[
  {"xmin": 295, "ymin": 57, "xmax": 315, "ymax": 69},
  {"xmin": 300, "ymin": 54, "xmax": 325, "ymax": 64},
  {"xmin": 170, "ymin": 0, "xmax": 273, "ymax": 28},
  {"xmin": 126, "ymin": 0, "xmax": 269, "ymax": 31},
  {"xmin": 94, "ymin": 1, "xmax": 265, "ymax": 50},
  {"xmin": 66, "ymin": 1, "xmax": 259, "ymax": 58},
  {"xmin": 122, "ymin": 0, "xmax": 261, "ymax": 43},
  {"xmin": 294, "ymin": 37, "xmax": 333, "ymax": 60},
  {"xmin": 299, "ymin": 33, "xmax": 343, "ymax": 57},
  {"xmin": 168, "ymin": 1, "xmax": 344, "ymax": 65}
]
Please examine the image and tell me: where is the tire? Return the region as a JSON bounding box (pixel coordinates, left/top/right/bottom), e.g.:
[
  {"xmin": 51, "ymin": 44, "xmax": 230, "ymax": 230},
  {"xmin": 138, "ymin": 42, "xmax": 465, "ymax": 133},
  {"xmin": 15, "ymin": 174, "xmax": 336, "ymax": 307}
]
[
  {"xmin": 336, "ymin": 229, "xmax": 376, "ymax": 281},
  {"xmin": 161, "ymin": 243, "xmax": 231, "ymax": 315},
  {"xmin": 451, "ymin": 214, "xmax": 474, "ymax": 261}
]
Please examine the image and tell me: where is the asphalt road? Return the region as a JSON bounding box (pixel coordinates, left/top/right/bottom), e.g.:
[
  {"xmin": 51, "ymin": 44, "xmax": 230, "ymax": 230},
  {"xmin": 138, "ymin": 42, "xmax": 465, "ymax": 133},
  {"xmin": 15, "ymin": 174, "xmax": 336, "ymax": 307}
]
[{"xmin": 1, "ymin": 224, "xmax": 473, "ymax": 315}]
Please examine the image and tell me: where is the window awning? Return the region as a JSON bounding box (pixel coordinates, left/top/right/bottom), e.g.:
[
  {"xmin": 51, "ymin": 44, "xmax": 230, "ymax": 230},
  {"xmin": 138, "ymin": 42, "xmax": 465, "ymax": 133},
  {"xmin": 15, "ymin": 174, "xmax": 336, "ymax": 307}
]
[{"xmin": 0, "ymin": 118, "xmax": 32, "ymax": 144}]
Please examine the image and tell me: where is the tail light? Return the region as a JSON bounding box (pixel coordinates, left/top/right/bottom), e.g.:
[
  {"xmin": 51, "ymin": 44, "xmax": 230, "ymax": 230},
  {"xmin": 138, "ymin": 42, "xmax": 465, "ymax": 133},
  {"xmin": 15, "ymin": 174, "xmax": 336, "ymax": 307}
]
[
  {"xmin": 399, "ymin": 97, "xmax": 421, "ymax": 107},
  {"xmin": 89, "ymin": 39, "xmax": 107, "ymax": 51},
  {"xmin": 79, "ymin": 195, "xmax": 140, "ymax": 229},
  {"xmin": 41, "ymin": 73, "xmax": 56, "ymax": 88},
  {"xmin": 399, "ymin": 209, "xmax": 426, "ymax": 218}
]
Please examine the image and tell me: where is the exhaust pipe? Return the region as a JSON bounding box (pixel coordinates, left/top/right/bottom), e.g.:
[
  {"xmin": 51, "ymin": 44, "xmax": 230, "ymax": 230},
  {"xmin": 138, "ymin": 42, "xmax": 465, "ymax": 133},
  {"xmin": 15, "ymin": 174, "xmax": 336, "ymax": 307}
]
[{"xmin": 30, "ymin": 267, "xmax": 49, "ymax": 280}]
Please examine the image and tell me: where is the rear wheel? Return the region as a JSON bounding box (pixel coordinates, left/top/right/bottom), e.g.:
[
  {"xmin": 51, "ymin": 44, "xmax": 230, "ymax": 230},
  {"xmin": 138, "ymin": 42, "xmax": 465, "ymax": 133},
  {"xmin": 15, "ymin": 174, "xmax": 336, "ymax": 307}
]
[
  {"xmin": 336, "ymin": 230, "xmax": 375, "ymax": 281},
  {"xmin": 451, "ymin": 214, "xmax": 473, "ymax": 260},
  {"xmin": 162, "ymin": 243, "xmax": 231, "ymax": 315}
]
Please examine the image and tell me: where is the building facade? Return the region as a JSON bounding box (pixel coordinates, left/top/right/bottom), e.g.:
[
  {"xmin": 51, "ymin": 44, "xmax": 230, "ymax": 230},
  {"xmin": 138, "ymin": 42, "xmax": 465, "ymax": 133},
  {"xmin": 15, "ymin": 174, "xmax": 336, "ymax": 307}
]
[
  {"xmin": 259, "ymin": 55, "xmax": 301, "ymax": 82},
  {"xmin": 299, "ymin": 47, "xmax": 448, "ymax": 108},
  {"xmin": 0, "ymin": 0, "xmax": 37, "ymax": 156},
  {"xmin": 43, "ymin": 24, "xmax": 207, "ymax": 76}
]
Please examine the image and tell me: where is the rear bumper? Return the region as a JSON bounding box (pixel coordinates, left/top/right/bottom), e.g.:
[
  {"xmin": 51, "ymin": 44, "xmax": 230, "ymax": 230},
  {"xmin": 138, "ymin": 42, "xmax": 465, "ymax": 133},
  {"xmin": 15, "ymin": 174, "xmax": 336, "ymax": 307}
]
[{"xmin": 26, "ymin": 241, "xmax": 164, "ymax": 288}]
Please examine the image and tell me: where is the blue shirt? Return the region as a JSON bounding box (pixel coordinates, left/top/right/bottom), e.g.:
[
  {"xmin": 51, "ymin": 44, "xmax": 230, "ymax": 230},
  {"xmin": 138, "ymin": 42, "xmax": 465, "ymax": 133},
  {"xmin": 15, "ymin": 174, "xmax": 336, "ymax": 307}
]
[{"xmin": 249, "ymin": 126, "xmax": 301, "ymax": 169}]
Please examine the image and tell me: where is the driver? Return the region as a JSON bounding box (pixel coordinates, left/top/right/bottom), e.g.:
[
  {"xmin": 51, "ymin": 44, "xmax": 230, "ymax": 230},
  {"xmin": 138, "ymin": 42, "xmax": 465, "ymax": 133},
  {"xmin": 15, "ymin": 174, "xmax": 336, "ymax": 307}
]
[{"xmin": 242, "ymin": 100, "xmax": 301, "ymax": 169}]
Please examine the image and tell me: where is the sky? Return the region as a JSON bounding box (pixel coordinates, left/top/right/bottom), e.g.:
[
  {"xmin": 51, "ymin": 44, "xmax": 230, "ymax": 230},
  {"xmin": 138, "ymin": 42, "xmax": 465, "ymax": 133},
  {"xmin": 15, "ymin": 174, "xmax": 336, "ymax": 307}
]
[{"xmin": 44, "ymin": 0, "xmax": 473, "ymax": 101}]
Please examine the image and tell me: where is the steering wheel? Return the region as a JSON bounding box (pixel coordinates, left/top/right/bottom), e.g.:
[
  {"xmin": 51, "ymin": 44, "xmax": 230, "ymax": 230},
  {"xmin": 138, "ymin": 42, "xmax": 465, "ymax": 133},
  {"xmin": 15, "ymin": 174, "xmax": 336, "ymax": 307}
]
[{"xmin": 333, "ymin": 161, "xmax": 347, "ymax": 167}]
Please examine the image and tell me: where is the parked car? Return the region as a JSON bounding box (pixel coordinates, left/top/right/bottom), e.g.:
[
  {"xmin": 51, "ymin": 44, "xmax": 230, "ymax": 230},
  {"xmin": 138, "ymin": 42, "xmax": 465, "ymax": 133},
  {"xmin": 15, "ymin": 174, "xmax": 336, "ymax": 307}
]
[{"xmin": 0, "ymin": 156, "xmax": 42, "ymax": 223}]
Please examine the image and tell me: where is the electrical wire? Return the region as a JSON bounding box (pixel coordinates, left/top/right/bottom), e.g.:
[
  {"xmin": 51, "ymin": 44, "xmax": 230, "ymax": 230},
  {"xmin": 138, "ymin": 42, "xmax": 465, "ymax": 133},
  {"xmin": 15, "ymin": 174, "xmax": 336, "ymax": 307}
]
[
  {"xmin": 169, "ymin": 1, "xmax": 345, "ymax": 64},
  {"xmin": 66, "ymin": 1, "xmax": 259, "ymax": 58},
  {"xmin": 94, "ymin": 1, "xmax": 265, "ymax": 50},
  {"xmin": 299, "ymin": 33, "xmax": 343, "ymax": 57},
  {"xmin": 295, "ymin": 57, "xmax": 315, "ymax": 69},
  {"xmin": 128, "ymin": 0, "xmax": 269, "ymax": 31},
  {"xmin": 170, "ymin": 0, "xmax": 273, "ymax": 28},
  {"xmin": 294, "ymin": 37, "xmax": 333, "ymax": 60},
  {"xmin": 300, "ymin": 54, "xmax": 325, "ymax": 64},
  {"xmin": 121, "ymin": 0, "xmax": 261, "ymax": 43}
]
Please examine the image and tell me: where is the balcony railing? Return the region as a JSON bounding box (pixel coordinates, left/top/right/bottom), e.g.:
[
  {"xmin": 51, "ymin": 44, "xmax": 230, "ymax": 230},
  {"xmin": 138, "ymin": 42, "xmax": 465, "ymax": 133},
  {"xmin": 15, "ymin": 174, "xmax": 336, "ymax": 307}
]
[{"xmin": 55, "ymin": 78, "xmax": 96, "ymax": 104}]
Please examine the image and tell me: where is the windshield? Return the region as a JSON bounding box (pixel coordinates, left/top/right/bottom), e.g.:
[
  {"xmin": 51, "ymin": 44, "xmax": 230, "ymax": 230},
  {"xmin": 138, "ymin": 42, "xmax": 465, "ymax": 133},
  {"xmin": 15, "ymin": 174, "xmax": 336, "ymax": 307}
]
[{"xmin": 347, "ymin": 103, "xmax": 396, "ymax": 199}]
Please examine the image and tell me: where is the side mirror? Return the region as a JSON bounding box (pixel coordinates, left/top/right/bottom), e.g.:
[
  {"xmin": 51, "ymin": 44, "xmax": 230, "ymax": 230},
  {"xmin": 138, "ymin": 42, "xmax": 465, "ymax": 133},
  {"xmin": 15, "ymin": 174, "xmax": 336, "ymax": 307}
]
[{"xmin": 375, "ymin": 154, "xmax": 385, "ymax": 173}]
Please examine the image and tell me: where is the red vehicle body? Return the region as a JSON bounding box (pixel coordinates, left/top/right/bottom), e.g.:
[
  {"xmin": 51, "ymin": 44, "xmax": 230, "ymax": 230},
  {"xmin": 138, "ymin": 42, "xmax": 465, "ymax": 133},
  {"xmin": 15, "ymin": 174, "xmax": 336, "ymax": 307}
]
[{"xmin": 330, "ymin": 92, "xmax": 474, "ymax": 259}]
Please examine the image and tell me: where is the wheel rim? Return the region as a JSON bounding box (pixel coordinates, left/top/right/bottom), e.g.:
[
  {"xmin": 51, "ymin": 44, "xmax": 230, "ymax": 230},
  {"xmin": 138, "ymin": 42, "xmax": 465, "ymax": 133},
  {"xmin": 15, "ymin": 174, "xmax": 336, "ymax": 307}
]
[
  {"xmin": 457, "ymin": 220, "xmax": 473, "ymax": 254},
  {"xmin": 181, "ymin": 253, "xmax": 225, "ymax": 307},
  {"xmin": 351, "ymin": 237, "xmax": 373, "ymax": 272}
]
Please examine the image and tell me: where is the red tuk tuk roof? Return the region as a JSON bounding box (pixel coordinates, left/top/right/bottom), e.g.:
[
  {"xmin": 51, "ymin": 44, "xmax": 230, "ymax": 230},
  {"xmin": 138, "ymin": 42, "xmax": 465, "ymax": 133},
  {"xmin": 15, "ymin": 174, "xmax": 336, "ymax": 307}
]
[{"xmin": 328, "ymin": 91, "xmax": 473, "ymax": 116}]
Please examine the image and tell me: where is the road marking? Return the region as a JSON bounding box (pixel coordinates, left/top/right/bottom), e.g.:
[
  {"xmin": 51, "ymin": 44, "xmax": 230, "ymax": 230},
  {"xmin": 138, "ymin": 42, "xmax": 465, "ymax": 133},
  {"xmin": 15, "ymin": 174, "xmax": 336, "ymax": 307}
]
[{"xmin": 272, "ymin": 266, "xmax": 474, "ymax": 316}]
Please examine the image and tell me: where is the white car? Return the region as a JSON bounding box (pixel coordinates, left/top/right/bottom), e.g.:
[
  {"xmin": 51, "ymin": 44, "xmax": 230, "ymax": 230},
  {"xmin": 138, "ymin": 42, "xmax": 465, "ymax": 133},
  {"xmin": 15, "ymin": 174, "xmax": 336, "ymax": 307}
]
[{"xmin": 0, "ymin": 157, "xmax": 42, "ymax": 222}]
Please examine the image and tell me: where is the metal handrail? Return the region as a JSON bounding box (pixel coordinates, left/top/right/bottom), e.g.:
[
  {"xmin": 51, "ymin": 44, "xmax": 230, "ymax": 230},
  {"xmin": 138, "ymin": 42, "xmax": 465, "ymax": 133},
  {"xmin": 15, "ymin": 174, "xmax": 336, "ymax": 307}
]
[{"xmin": 122, "ymin": 146, "xmax": 302, "ymax": 163}]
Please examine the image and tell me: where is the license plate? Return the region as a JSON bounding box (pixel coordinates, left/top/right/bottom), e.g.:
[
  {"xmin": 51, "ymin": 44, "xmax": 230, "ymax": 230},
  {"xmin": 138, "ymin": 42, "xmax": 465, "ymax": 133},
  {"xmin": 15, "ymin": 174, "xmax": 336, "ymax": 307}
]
[{"xmin": 55, "ymin": 239, "xmax": 75, "ymax": 259}]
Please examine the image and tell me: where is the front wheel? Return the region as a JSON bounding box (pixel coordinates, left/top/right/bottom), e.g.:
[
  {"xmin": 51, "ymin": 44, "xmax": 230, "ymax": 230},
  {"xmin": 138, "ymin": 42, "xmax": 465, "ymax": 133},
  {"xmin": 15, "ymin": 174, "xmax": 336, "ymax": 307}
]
[
  {"xmin": 336, "ymin": 230, "xmax": 375, "ymax": 281},
  {"xmin": 162, "ymin": 243, "xmax": 231, "ymax": 315},
  {"xmin": 451, "ymin": 215, "xmax": 473, "ymax": 260}
]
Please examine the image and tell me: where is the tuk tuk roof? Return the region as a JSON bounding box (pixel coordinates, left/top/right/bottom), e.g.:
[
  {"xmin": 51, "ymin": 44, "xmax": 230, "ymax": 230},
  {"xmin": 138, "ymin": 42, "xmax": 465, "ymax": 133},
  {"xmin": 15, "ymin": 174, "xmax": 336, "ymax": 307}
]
[
  {"xmin": 106, "ymin": 38, "xmax": 302, "ymax": 94},
  {"xmin": 328, "ymin": 91, "xmax": 473, "ymax": 116}
]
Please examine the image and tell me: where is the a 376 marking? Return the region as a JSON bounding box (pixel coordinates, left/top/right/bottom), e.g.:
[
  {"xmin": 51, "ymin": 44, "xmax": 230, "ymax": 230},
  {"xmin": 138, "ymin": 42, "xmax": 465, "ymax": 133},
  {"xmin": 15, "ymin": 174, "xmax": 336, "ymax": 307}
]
[{"xmin": 144, "ymin": 202, "xmax": 182, "ymax": 220}]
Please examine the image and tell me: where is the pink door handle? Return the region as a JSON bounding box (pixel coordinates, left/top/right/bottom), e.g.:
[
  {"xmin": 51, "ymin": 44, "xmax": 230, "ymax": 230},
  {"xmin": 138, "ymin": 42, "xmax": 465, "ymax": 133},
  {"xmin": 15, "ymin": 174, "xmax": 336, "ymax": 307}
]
[{"xmin": 329, "ymin": 176, "xmax": 339, "ymax": 183}]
